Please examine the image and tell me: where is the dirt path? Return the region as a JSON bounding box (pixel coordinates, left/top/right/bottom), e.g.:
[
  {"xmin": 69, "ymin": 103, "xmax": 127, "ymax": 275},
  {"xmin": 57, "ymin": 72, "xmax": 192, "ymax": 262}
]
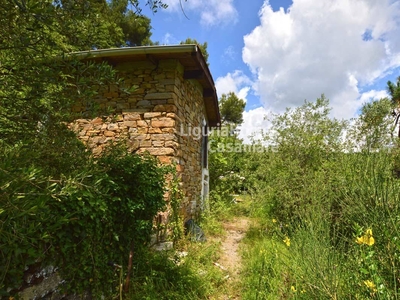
[{"xmin": 214, "ymin": 217, "xmax": 250, "ymax": 300}]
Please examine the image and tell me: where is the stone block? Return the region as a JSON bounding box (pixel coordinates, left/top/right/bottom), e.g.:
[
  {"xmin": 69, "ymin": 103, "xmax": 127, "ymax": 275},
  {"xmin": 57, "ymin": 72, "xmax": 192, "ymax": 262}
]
[
  {"xmin": 103, "ymin": 131, "xmax": 114, "ymax": 137},
  {"xmin": 166, "ymin": 112, "xmax": 178, "ymax": 119},
  {"xmin": 107, "ymin": 123, "xmax": 119, "ymax": 131},
  {"xmin": 79, "ymin": 124, "xmax": 93, "ymax": 130},
  {"xmin": 131, "ymin": 134, "xmax": 149, "ymax": 140},
  {"xmin": 123, "ymin": 113, "xmax": 141, "ymax": 121},
  {"xmin": 137, "ymin": 100, "xmax": 151, "ymax": 106},
  {"xmin": 90, "ymin": 117, "xmax": 103, "ymax": 125},
  {"xmin": 137, "ymin": 127, "xmax": 148, "ymax": 134},
  {"xmin": 158, "ymin": 156, "xmax": 173, "ymax": 164},
  {"xmin": 163, "ymin": 133, "xmax": 176, "ymax": 141},
  {"xmin": 161, "ymin": 128, "xmax": 177, "ymax": 134},
  {"xmin": 140, "ymin": 140, "xmax": 152, "ymax": 147},
  {"xmin": 137, "ymin": 120, "xmax": 149, "ymax": 127},
  {"xmin": 151, "ymin": 134, "xmax": 165, "ymax": 141},
  {"xmin": 159, "ymin": 78, "xmax": 176, "ymax": 85},
  {"xmin": 153, "ymin": 104, "xmax": 177, "ymax": 113},
  {"xmin": 123, "ymin": 121, "xmax": 137, "ymax": 127},
  {"xmin": 151, "ymin": 118, "xmax": 175, "ymax": 128},
  {"xmin": 143, "ymin": 147, "xmax": 174, "ymax": 156},
  {"xmin": 148, "ymin": 127, "xmax": 162, "ymax": 134},
  {"xmin": 144, "ymin": 112, "xmax": 162, "ymax": 119},
  {"xmin": 151, "ymin": 100, "xmax": 168, "ymax": 105},
  {"xmin": 87, "ymin": 130, "xmax": 100, "ymax": 135},
  {"xmin": 152, "ymin": 140, "xmax": 165, "ymax": 147},
  {"xmin": 144, "ymin": 92, "xmax": 173, "ymax": 100},
  {"xmin": 165, "ymin": 141, "xmax": 179, "ymax": 149},
  {"xmin": 91, "ymin": 136, "xmax": 105, "ymax": 144}
]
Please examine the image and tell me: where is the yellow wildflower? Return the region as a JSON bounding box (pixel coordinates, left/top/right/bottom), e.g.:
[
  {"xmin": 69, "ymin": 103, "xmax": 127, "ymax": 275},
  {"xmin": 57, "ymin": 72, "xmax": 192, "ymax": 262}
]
[
  {"xmin": 283, "ymin": 236, "xmax": 291, "ymax": 247},
  {"xmin": 356, "ymin": 228, "xmax": 375, "ymax": 246},
  {"xmin": 291, "ymin": 285, "xmax": 296, "ymax": 292},
  {"xmin": 272, "ymin": 219, "xmax": 277, "ymax": 223},
  {"xmin": 364, "ymin": 280, "xmax": 377, "ymax": 292}
]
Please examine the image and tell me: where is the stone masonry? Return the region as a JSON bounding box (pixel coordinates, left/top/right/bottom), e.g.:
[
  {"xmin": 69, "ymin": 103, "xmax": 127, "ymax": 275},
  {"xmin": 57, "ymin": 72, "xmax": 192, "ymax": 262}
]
[{"xmin": 69, "ymin": 58, "xmax": 207, "ymax": 219}]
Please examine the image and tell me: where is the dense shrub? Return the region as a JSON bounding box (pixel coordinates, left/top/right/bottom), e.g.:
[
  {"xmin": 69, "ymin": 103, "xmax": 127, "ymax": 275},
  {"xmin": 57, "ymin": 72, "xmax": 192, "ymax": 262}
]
[
  {"xmin": 0, "ymin": 143, "xmax": 168, "ymax": 298},
  {"xmin": 240, "ymin": 97, "xmax": 400, "ymax": 299}
]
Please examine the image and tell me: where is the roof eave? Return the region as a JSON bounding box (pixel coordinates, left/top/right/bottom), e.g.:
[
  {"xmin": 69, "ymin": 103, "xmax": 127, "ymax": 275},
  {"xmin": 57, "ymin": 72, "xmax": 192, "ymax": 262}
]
[{"xmin": 70, "ymin": 45, "xmax": 221, "ymax": 127}]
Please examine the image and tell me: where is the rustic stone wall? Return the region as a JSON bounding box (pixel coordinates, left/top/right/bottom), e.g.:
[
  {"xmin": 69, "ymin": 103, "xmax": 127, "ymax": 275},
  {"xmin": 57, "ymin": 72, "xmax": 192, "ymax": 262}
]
[{"xmin": 70, "ymin": 59, "xmax": 207, "ymax": 220}]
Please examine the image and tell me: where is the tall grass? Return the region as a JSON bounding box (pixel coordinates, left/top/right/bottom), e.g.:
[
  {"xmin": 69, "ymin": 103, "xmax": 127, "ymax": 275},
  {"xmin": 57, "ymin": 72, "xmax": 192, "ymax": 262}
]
[
  {"xmin": 239, "ymin": 98, "xmax": 400, "ymax": 299},
  {"xmin": 241, "ymin": 150, "xmax": 400, "ymax": 299}
]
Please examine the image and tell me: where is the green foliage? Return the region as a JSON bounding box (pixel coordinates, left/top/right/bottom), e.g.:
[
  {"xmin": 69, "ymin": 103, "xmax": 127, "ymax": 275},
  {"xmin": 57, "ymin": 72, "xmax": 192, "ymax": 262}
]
[
  {"xmin": 241, "ymin": 228, "xmax": 293, "ymax": 300},
  {"xmin": 0, "ymin": 0, "xmax": 192, "ymax": 298},
  {"xmin": 208, "ymin": 127, "xmax": 247, "ymax": 206},
  {"xmin": 239, "ymin": 96, "xmax": 400, "ymax": 299},
  {"xmin": 387, "ymin": 76, "xmax": 400, "ymax": 138},
  {"xmin": 0, "ymin": 143, "xmax": 168, "ymax": 297},
  {"xmin": 257, "ymin": 96, "xmax": 347, "ymax": 225},
  {"xmin": 167, "ymin": 169, "xmax": 185, "ymax": 244},
  {"xmin": 0, "ymin": 0, "xmax": 157, "ymax": 147},
  {"xmin": 219, "ymin": 92, "xmax": 246, "ymax": 125},
  {"xmin": 208, "ymin": 92, "xmax": 247, "ymax": 206},
  {"xmin": 108, "ymin": 0, "xmax": 155, "ymax": 46},
  {"xmin": 387, "ymin": 76, "xmax": 400, "ymax": 106},
  {"xmin": 128, "ymin": 242, "xmax": 224, "ymax": 299},
  {"xmin": 347, "ymin": 98, "xmax": 393, "ymax": 151}
]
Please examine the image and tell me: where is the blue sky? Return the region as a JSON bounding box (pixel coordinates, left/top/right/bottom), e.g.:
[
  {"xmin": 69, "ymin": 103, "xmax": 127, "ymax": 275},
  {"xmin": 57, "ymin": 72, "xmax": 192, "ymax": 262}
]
[{"xmin": 144, "ymin": 0, "xmax": 400, "ymax": 142}]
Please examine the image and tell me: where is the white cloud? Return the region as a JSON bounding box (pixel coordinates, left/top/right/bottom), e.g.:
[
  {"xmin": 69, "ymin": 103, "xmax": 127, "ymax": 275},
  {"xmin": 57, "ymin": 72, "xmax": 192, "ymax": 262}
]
[
  {"xmin": 161, "ymin": 0, "xmax": 238, "ymax": 26},
  {"xmin": 215, "ymin": 70, "xmax": 252, "ymax": 102},
  {"xmin": 243, "ymin": 0, "xmax": 400, "ymax": 120},
  {"xmin": 359, "ymin": 89, "xmax": 389, "ymax": 104},
  {"xmin": 238, "ymin": 106, "xmax": 271, "ymax": 144}
]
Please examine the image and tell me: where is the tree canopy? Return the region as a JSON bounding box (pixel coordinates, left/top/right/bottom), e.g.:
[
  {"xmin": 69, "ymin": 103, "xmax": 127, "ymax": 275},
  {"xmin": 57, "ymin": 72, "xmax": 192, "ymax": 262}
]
[
  {"xmin": 0, "ymin": 0, "xmax": 163, "ymax": 145},
  {"xmin": 219, "ymin": 92, "xmax": 246, "ymax": 125},
  {"xmin": 0, "ymin": 0, "xmax": 170, "ymax": 296},
  {"xmin": 387, "ymin": 76, "xmax": 400, "ymax": 106},
  {"xmin": 387, "ymin": 76, "xmax": 400, "ymax": 137}
]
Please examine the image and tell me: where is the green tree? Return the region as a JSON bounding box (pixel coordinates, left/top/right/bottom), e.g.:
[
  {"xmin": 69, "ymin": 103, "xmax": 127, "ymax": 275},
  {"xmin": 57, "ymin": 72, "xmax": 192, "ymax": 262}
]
[
  {"xmin": 108, "ymin": 0, "xmax": 156, "ymax": 46},
  {"xmin": 0, "ymin": 0, "xmax": 165, "ymax": 145},
  {"xmin": 256, "ymin": 96, "xmax": 347, "ymax": 223},
  {"xmin": 387, "ymin": 76, "xmax": 400, "ymax": 137},
  {"xmin": 208, "ymin": 92, "xmax": 246, "ymax": 204},
  {"xmin": 388, "ymin": 76, "xmax": 400, "ymax": 105},
  {"xmin": 0, "ymin": 0, "xmax": 169, "ymax": 295},
  {"xmin": 347, "ymin": 98, "xmax": 393, "ymax": 152},
  {"xmin": 219, "ymin": 92, "xmax": 246, "ymax": 125}
]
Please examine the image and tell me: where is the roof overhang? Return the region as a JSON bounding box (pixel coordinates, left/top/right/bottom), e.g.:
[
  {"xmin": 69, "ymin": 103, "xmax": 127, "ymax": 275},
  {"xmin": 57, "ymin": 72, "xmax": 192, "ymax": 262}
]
[{"xmin": 70, "ymin": 45, "xmax": 221, "ymax": 127}]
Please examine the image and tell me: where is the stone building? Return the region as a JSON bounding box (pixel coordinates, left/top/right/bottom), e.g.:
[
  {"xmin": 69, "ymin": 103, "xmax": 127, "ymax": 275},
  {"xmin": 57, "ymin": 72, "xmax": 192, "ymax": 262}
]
[{"xmin": 69, "ymin": 44, "xmax": 220, "ymax": 219}]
